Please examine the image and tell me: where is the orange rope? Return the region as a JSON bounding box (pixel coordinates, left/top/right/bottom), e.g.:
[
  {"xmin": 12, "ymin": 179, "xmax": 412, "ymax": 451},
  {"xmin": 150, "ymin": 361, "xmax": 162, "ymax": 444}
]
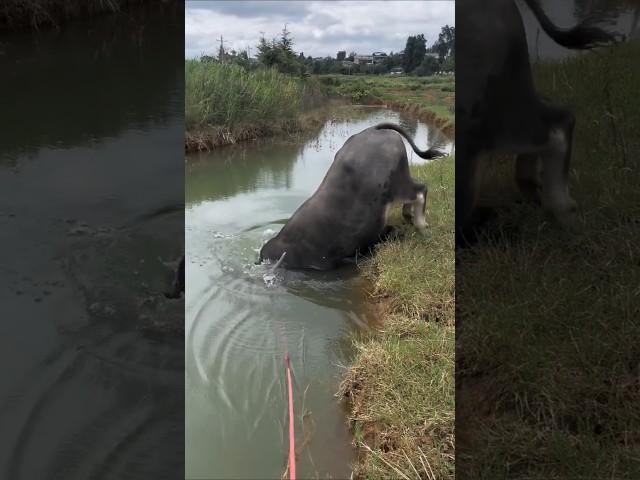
[{"xmin": 285, "ymin": 353, "xmax": 296, "ymax": 480}]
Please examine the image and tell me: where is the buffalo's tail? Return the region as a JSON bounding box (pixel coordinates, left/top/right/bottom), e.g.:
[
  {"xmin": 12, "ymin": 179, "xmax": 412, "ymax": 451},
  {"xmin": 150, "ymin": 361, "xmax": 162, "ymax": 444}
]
[
  {"xmin": 374, "ymin": 123, "xmax": 446, "ymax": 159},
  {"xmin": 523, "ymin": 0, "xmax": 622, "ymax": 49}
]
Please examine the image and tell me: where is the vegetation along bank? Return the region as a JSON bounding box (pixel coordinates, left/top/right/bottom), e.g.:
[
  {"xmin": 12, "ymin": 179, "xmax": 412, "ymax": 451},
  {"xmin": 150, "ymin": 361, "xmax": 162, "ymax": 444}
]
[{"xmin": 340, "ymin": 157, "xmax": 455, "ymax": 479}]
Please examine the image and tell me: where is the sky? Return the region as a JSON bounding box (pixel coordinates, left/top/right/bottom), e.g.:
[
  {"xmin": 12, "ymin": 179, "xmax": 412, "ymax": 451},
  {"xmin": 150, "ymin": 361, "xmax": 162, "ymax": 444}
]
[{"xmin": 185, "ymin": 1, "xmax": 455, "ymax": 59}]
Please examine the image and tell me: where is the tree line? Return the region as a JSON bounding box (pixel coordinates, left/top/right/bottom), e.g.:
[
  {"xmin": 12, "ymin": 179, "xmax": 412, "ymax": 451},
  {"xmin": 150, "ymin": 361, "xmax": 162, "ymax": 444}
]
[{"xmin": 200, "ymin": 24, "xmax": 455, "ymax": 77}]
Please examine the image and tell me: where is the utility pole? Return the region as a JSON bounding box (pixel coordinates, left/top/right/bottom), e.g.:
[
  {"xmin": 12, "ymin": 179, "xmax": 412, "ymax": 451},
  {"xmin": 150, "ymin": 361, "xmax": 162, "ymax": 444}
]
[{"xmin": 217, "ymin": 35, "xmax": 225, "ymax": 63}]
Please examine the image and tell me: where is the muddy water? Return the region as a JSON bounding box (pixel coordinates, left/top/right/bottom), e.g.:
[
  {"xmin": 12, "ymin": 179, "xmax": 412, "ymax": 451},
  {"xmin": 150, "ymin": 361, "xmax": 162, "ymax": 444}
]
[
  {"xmin": 185, "ymin": 107, "xmax": 453, "ymax": 479},
  {"xmin": 0, "ymin": 5, "xmax": 184, "ymax": 479}
]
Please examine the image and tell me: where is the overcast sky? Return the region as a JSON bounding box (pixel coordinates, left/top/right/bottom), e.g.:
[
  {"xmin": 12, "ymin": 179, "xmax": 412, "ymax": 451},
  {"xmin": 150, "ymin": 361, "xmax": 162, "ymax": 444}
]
[{"xmin": 185, "ymin": 1, "xmax": 454, "ymax": 59}]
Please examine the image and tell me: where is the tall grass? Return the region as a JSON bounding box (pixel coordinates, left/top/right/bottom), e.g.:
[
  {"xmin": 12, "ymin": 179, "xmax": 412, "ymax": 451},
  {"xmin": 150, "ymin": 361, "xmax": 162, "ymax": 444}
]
[
  {"xmin": 185, "ymin": 61, "xmax": 305, "ymax": 130},
  {"xmin": 185, "ymin": 61, "xmax": 328, "ymax": 150}
]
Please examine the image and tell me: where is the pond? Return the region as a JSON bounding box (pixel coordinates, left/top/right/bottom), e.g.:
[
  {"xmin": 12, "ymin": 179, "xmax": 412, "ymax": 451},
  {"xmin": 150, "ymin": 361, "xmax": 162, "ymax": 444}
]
[
  {"xmin": 185, "ymin": 107, "xmax": 453, "ymax": 479},
  {"xmin": 0, "ymin": 5, "xmax": 184, "ymax": 478}
]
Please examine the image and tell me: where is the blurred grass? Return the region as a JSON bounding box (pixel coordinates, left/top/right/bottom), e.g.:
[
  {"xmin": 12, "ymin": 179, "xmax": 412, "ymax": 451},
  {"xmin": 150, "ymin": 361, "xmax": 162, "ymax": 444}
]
[{"xmin": 456, "ymin": 41, "xmax": 640, "ymax": 479}]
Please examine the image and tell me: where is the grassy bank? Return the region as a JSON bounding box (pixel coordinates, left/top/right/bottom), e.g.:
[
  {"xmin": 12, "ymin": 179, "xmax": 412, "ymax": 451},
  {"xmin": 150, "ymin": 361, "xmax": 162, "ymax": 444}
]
[
  {"xmin": 185, "ymin": 61, "xmax": 327, "ymax": 152},
  {"xmin": 457, "ymin": 42, "xmax": 640, "ymax": 478},
  {"xmin": 0, "ymin": 0, "xmax": 154, "ymax": 30},
  {"xmin": 318, "ymin": 75, "xmax": 455, "ymax": 137},
  {"xmin": 340, "ymin": 157, "xmax": 455, "ymax": 479}
]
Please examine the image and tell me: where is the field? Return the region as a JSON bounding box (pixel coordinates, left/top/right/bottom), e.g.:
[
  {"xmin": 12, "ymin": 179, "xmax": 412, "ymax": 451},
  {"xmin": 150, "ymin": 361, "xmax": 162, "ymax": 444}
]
[
  {"xmin": 456, "ymin": 41, "xmax": 640, "ymax": 478},
  {"xmin": 317, "ymin": 74, "xmax": 455, "ymax": 136},
  {"xmin": 340, "ymin": 157, "xmax": 455, "ymax": 479}
]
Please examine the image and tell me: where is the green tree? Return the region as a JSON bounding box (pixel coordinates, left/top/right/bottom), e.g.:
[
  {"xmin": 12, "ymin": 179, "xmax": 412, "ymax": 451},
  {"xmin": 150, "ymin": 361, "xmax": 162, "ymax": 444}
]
[
  {"xmin": 433, "ymin": 25, "xmax": 455, "ymax": 63},
  {"xmin": 383, "ymin": 50, "xmax": 403, "ymax": 71},
  {"xmin": 441, "ymin": 53, "xmax": 454, "ymax": 72},
  {"xmin": 256, "ymin": 26, "xmax": 306, "ymax": 76},
  {"xmin": 256, "ymin": 34, "xmax": 280, "ymax": 67},
  {"xmin": 278, "ymin": 24, "xmax": 294, "ymax": 54},
  {"xmin": 402, "ymin": 34, "xmax": 426, "ymax": 74},
  {"xmin": 337, "ymin": 50, "xmax": 346, "ymax": 61},
  {"xmin": 414, "ymin": 55, "xmax": 440, "ymax": 76}
]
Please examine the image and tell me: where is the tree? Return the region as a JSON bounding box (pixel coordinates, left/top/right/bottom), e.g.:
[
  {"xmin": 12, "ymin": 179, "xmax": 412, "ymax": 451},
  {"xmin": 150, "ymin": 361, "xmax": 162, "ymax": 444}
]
[
  {"xmin": 278, "ymin": 24, "xmax": 294, "ymax": 54},
  {"xmin": 337, "ymin": 50, "xmax": 346, "ymax": 61},
  {"xmin": 382, "ymin": 50, "xmax": 402, "ymax": 72},
  {"xmin": 256, "ymin": 26, "xmax": 307, "ymax": 76},
  {"xmin": 256, "ymin": 33, "xmax": 280, "ymax": 68},
  {"xmin": 414, "ymin": 55, "xmax": 439, "ymax": 76},
  {"xmin": 347, "ymin": 51, "xmax": 356, "ymax": 62},
  {"xmin": 433, "ymin": 25, "xmax": 455, "ymax": 63},
  {"xmin": 402, "ymin": 34, "xmax": 426, "ymax": 74},
  {"xmin": 441, "ymin": 53, "xmax": 454, "ymax": 72}
]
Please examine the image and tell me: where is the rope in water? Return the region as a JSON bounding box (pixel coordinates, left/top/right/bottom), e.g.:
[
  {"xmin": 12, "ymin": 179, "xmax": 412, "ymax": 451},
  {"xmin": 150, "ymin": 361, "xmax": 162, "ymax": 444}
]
[
  {"xmin": 285, "ymin": 353, "xmax": 296, "ymax": 480},
  {"xmin": 267, "ymin": 251, "xmax": 296, "ymax": 479}
]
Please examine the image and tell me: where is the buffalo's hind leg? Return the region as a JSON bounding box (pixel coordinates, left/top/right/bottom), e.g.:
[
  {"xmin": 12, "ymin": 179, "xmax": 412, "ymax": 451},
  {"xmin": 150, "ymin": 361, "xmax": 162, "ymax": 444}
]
[
  {"xmin": 403, "ymin": 183, "xmax": 428, "ymax": 234},
  {"xmin": 539, "ymin": 108, "xmax": 578, "ymax": 227},
  {"xmin": 515, "ymin": 153, "xmax": 542, "ymax": 204},
  {"xmin": 456, "ymin": 148, "xmax": 482, "ymax": 247}
]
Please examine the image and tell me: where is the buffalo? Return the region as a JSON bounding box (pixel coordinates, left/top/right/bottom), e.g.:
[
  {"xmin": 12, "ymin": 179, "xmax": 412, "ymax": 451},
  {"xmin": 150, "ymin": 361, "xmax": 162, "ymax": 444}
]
[{"xmin": 259, "ymin": 123, "xmax": 444, "ymax": 270}]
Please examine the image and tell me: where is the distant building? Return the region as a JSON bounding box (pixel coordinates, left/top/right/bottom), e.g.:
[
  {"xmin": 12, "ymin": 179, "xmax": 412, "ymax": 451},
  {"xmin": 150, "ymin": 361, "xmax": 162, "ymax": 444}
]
[
  {"xmin": 372, "ymin": 52, "xmax": 388, "ymax": 63},
  {"xmin": 353, "ymin": 54, "xmax": 373, "ymax": 65},
  {"xmin": 353, "ymin": 51, "xmax": 388, "ymax": 65}
]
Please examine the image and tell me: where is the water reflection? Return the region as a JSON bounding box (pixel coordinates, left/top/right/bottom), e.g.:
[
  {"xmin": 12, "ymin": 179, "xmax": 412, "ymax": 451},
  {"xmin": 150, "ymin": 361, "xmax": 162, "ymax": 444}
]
[
  {"xmin": 0, "ymin": 4, "xmax": 182, "ymax": 164},
  {"xmin": 0, "ymin": 5, "xmax": 184, "ymax": 479}
]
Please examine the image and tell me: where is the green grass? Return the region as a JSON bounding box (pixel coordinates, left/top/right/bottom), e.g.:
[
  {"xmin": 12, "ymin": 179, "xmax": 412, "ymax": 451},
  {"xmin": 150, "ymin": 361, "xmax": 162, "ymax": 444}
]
[
  {"xmin": 185, "ymin": 61, "xmax": 327, "ymax": 150},
  {"xmin": 340, "ymin": 157, "xmax": 455, "ymax": 479},
  {"xmin": 456, "ymin": 41, "xmax": 640, "ymax": 479},
  {"xmin": 317, "ymin": 75, "xmax": 455, "ymax": 135}
]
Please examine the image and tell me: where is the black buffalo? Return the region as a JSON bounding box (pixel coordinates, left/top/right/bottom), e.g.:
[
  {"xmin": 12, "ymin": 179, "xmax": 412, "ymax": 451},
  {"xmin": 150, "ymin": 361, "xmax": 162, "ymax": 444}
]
[
  {"xmin": 456, "ymin": 0, "xmax": 619, "ymax": 244},
  {"xmin": 259, "ymin": 123, "xmax": 444, "ymax": 270}
]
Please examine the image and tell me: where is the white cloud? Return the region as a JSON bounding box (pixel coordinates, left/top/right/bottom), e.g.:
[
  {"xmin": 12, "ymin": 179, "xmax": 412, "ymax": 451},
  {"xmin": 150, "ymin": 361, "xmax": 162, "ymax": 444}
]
[{"xmin": 185, "ymin": 1, "xmax": 454, "ymax": 59}]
